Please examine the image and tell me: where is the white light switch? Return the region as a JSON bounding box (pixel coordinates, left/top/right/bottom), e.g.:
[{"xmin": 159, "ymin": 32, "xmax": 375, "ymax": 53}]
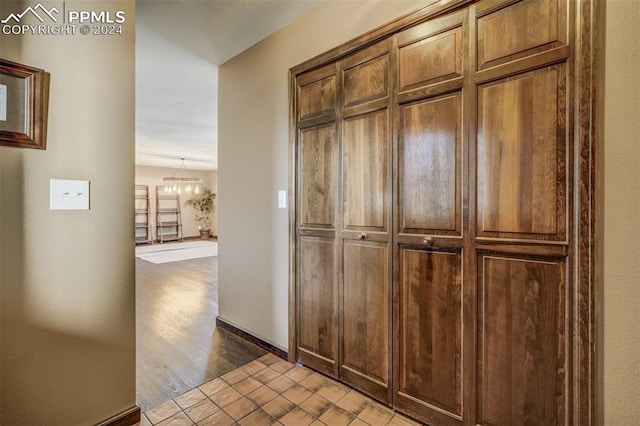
[
  {"xmin": 50, "ymin": 179, "xmax": 90, "ymax": 210},
  {"xmin": 278, "ymin": 190, "xmax": 287, "ymax": 209}
]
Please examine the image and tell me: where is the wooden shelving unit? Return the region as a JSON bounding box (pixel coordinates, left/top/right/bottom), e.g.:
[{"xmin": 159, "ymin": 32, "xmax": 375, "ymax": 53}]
[
  {"xmin": 135, "ymin": 185, "xmax": 153, "ymax": 245},
  {"xmin": 156, "ymin": 186, "xmax": 183, "ymax": 243}
]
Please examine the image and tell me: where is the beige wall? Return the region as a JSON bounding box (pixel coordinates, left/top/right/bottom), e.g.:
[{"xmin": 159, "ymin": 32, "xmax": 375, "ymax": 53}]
[
  {"xmin": 603, "ymin": 0, "xmax": 640, "ymax": 423},
  {"xmin": 135, "ymin": 165, "xmax": 218, "ymax": 238},
  {"xmin": 219, "ymin": 0, "xmax": 640, "ymax": 420},
  {"xmin": 0, "ymin": 1, "xmax": 136, "ymax": 424},
  {"xmin": 218, "ymin": 0, "xmax": 426, "ymax": 349}
]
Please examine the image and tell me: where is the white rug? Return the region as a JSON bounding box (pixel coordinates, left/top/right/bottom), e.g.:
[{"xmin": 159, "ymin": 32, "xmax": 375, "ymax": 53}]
[{"xmin": 135, "ymin": 241, "xmax": 218, "ymax": 264}]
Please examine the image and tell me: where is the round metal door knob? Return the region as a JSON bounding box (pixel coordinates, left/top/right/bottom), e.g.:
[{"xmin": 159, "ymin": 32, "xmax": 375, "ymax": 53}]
[
  {"xmin": 357, "ymin": 232, "xmax": 368, "ymax": 240},
  {"xmin": 423, "ymin": 236, "xmax": 434, "ymax": 246}
]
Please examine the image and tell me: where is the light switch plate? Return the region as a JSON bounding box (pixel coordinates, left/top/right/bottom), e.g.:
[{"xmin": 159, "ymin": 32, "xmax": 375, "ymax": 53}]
[
  {"xmin": 50, "ymin": 179, "xmax": 90, "ymax": 210},
  {"xmin": 278, "ymin": 190, "xmax": 287, "ymax": 209}
]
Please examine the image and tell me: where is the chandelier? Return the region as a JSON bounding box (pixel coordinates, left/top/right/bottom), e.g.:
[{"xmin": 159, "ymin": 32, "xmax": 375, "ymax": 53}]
[{"xmin": 163, "ymin": 158, "xmax": 202, "ymax": 194}]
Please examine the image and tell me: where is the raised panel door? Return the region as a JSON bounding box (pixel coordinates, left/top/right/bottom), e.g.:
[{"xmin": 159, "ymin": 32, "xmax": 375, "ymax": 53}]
[
  {"xmin": 299, "ymin": 124, "xmax": 337, "ymax": 228},
  {"xmin": 297, "ymin": 237, "xmax": 338, "ymax": 376},
  {"xmin": 343, "ymin": 109, "xmax": 388, "ymax": 230},
  {"xmin": 396, "ymin": 248, "xmax": 463, "ymax": 425},
  {"xmin": 341, "ymin": 69, "xmax": 390, "ymax": 400},
  {"xmin": 477, "ymin": 64, "xmax": 567, "ymax": 241},
  {"xmin": 476, "ymin": 0, "xmax": 567, "ymax": 70},
  {"xmin": 341, "ymin": 241, "xmax": 390, "ymax": 401},
  {"xmin": 399, "ymin": 93, "xmax": 462, "ymax": 235},
  {"xmin": 477, "ymin": 254, "xmax": 567, "ymax": 425},
  {"xmin": 298, "ymin": 63, "xmax": 337, "ymax": 121}
]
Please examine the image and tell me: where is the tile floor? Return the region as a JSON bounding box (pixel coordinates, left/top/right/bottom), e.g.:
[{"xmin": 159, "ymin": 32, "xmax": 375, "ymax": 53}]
[{"xmin": 137, "ymin": 353, "xmax": 422, "ymax": 426}]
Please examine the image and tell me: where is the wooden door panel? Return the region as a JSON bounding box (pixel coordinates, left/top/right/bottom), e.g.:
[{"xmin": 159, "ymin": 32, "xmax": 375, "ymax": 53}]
[
  {"xmin": 478, "ymin": 254, "xmax": 566, "ymax": 425},
  {"xmin": 298, "ymin": 72, "xmax": 336, "ymax": 120},
  {"xmin": 477, "ymin": 0, "xmax": 567, "ymax": 70},
  {"xmin": 477, "ymin": 64, "xmax": 566, "ymax": 240},
  {"xmin": 299, "ymin": 124, "xmax": 337, "ymax": 228},
  {"xmin": 400, "ymin": 93, "xmax": 461, "ymax": 235},
  {"xmin": 298, "ymin": 236, "xmax": 338, "ymax": 376},
  {"xmin": 343, "ymin": 109, "xmax": 388, "ymax": 230},
  {"xmin": 344, "ymin": 55, "xmax": 388, "ymax": 108},
  {"xmin": 396, "ymin": 248, "xmax": 462, "ymax": 424},
  {"xmin": 398, "ymin": 26, "xmax": 463, "ymax": 92},
  {"xmin": 342, "ymin": 240, "xmax": 389, "ymax": 400}
]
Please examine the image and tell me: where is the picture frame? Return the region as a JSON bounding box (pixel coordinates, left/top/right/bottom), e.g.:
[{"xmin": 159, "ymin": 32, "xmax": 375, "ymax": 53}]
[{"xmin": 0, "ymin": 58, "xmax": 48, "ymax": 150}]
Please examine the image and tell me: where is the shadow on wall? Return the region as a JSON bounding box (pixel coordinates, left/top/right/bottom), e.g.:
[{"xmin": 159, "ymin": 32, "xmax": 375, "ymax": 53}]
[{"xmin": 0, "ymin": 150, "xmax": 129, "ymax": 424}]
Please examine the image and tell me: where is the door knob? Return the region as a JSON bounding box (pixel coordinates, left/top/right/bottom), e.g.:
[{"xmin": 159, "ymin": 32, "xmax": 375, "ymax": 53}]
[
  {"xmin": 423, "ymin": 236, "xmax": 434, "ymax": 246},
  {"xmin": 357, "ymin": 232, "xmax": 368, "ymax": 240}
]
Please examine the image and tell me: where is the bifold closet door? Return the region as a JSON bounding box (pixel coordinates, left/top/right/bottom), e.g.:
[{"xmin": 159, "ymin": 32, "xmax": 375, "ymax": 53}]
[
  {"xmin": 394, "ymin": 9, "xmax": 467, "ymax": 425},
  {"xmin": 295, "ymin": 64, "xmax": 340, "ymax": 378},
  {"xmin": 293, "ymin": 0, "xmax": 595, "ymax": 424},
  {"xmin": 473, "ymin": 0, "xmax": 571, "ymax": 425},
  {"xmin": 339, "ymin": 41, "xmax": 393, "ymax": 403}
]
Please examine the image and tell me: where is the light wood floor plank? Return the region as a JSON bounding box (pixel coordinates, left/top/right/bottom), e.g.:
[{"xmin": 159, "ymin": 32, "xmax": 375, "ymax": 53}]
[{"xmin": 136, "ymin": 255, "xmax": 266, "ymax": 411}]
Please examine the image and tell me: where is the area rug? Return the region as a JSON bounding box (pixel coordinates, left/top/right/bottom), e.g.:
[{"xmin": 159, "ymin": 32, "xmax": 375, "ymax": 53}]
[{"xmin": 135, "ymin": 241, "xmax": 218, "ymax": 264}]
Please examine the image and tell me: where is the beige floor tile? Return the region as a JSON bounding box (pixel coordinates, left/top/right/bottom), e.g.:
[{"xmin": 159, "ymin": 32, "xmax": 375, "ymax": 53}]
[
  {"xmin": 267, "ymin": 375, "xmax": 295, "ymax": 393},
  {"xmin": 221, "ymin": 367, "xmax": 249, "ymax": 385},
  {"xmin": 299, "ymin": 394, "xmax": 332, "ymax": 417},
  {"xmin": 357, "ymin": 403, "xmax": 394, "ymax": 425},
  {"xmin": 184, "ymin": 399, "xmax": 219, "ymax": 423},
  {"xmin": 140, "ymin": 414, "xmax": 153, "ymax": 426},
  {"xmin": 240, "ymin": 360, "xmax": 268, "ymax": 375},
  {"xmin": 336, "ymin": 390, "xmax": 370, "ymax": 415},
  {"xmin": 282, "ymin": 383, "xmax": 313, "ymax": 405},
  {"xmin": 262, "ymin": 395, "xmax": 296, "ymax": 419},
  {"xmin": 157, "ymin": 411, "xmax": 193, "ymax": 426},
  {"xmin": 246, "ymin": 385, "xmax": 279, "ymax": 406},
  {"xmin": 196, "ymin": 410, "xmax": 235, "ymax": 426},
  {"xmin": 145, "ymin": 359, "xmax": 426, "ymax": 426},
  {"xmin": 209, "ymin": 386, "xmax": 243, "ymax": 408},
  {"xmin": 387, "ymin": 413, "xmax": 421, "ymax": 425},
  {"xmin": 237, "ymin": 408, "xmax": 277, "ymax": 426},
  {"xmin": 146, "ymin": 400, "xmax": 182, "ymax": 424},
  {"xmin": 299, "ymin": 373, "xmax": 330, "ymax": 392},
  {"xmin": 270, "ymin": 360, "xmax": 295, "ymax": 374},
  {"xmin": 198, "ymin": 378, "xmax": 229, "ymax": 397},
  {"xmin": 258, "ymin": 353, "xmax": 282, "ymax": 366},
  {"xmin": 223, "ymin": 396, "xmax": 257, "ymax": 421},
  {"xmin": 284, "ymin": 366, "xmax": 313, "ymax": 382},
  {"xmin": 279, "ymin": 407, "xmax": 315, "ymax": 426},
  {"xmin": 317, "ymin": 381, "xmax": 349, "ymax": 403},
  {"xmin": 318, "ymin": 405, "xmax": 355, "ymax": 426},
  {"xmin": 253, "ymin": 366, "xmax": 281, "ymax": 384},
  {"xmin": 174, "ymin": 388, "xmax": 207, "ymax": 410},
  {"xmin": 233, "ymin": 376, "xmax": 263, "ymax": 395}
]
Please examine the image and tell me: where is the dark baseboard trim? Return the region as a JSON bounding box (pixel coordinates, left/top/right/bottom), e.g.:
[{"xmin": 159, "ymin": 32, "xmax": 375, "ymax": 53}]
[
  {"xmin": 96, "ymin": 406, "xmax": 140, "ymax": 426},
  {"xmin": 216, "ymin": 317, "xmax": 288, "ymax": 361}
]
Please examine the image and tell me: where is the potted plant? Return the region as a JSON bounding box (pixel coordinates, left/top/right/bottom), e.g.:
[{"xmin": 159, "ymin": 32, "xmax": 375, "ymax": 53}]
[{"xmin": 185, "ymin": 188, "xmax": 216, "ymax": 239}]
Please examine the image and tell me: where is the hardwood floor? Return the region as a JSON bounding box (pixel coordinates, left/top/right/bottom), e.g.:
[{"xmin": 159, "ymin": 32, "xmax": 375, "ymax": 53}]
[{"xmin": 136, "ymin": 255, "xmax": 267, "ymax": 412}]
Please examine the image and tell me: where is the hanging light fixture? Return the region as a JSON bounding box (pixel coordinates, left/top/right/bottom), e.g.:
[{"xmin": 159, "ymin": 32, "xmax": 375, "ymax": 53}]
[{"xmin": 162, "ymin": 158, "xmax": 203, "ymax": 194}]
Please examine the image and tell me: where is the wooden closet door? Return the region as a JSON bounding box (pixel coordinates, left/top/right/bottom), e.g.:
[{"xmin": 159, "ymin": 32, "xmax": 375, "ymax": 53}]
[
  {"xmin": 339, "ymin": 41, "xmax": 393, "ymax": 403},
  {"xmin": 295, "ymin": 64, "xmax": 340, "ymax": 377},
  {"xmin": 292, "ymin": 0, "xmax": 596, "ymax": 424},
  {"xmin": 473, "ymin": 0, "xmax": 570, "ymax": 425},
  {"xmin": 394, "ymin": 10, "xmax": 466, "ymax": 426}
]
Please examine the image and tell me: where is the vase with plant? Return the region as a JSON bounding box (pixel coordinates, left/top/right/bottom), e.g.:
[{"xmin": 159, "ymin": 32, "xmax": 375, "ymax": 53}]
[{"xmin": 185, "ymin": 188, "xmax": 216, "ymax": 239}]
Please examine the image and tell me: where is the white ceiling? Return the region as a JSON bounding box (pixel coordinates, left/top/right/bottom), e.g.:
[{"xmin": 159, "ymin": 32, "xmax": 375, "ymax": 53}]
[{"xmin": 135, "ymin": 0, "xmax": 324, "ymax": 170}]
